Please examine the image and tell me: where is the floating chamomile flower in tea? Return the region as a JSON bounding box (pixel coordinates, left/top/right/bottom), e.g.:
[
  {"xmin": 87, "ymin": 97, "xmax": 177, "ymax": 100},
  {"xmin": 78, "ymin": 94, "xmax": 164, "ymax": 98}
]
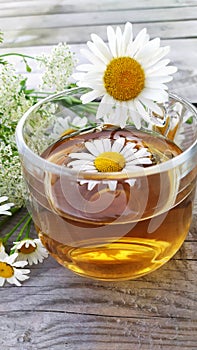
[{"xmin": 67, "ymin": 137, "xmax": 152, "ymax": 191}]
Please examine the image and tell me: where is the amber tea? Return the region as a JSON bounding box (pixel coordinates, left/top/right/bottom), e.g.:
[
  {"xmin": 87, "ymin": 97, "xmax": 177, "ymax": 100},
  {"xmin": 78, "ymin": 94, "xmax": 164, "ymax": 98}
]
[{"xmin": 25, "ymin": 127, "xmax": 196, "ymax": 280}]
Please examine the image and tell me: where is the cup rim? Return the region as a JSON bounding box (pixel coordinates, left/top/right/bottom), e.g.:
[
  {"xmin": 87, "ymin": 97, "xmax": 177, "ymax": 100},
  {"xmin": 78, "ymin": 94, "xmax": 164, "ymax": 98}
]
[{"xmin": 16, "ymin": 88, "xmax": 197, "ymax": 179}]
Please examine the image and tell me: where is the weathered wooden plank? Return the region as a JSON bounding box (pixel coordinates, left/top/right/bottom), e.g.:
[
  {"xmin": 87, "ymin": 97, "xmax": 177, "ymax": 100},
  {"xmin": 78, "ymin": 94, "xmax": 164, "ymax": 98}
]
[
  {"xmin": 0, "ymin": 311, "xmax": 196, "ymax": 350},
  {"xmin": 1, "ymin": 7, "xmax": 197, "ymax": 29},
  {"xmin": 0, "ymin": 254, "xmax": 196, "ymax": 317},
  {"xmin": 2, "ymin": 21, "xmax": 197, "ymax": 50},
  {"xmin": 0, "ymin": 0, "xmax": 197, "ymax": 13}
]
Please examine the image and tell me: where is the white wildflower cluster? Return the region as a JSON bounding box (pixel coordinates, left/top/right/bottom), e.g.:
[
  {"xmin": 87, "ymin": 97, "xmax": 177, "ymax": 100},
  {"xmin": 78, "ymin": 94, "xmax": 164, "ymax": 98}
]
[
  {"xmin": 38, "ymin": 43, "xmax": 77, "ymax": 91},
  {"xmin": 0, "ymin": 42, "xmax": 77, "ymax": 206},
  {"xmin": 0, "ymin": 142, "xmax": 26, "ymax": 207},
  {"xmin": 0, "ymin": 64, "xmax": 33, "ymax": 124},
  {"xmin": 0, "ymin": 64, "xmax": 34, "ymax": 207}
]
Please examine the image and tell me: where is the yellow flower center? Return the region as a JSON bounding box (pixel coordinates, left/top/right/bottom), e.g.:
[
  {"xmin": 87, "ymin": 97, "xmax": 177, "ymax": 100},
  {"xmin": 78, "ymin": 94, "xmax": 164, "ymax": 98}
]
[
  {"xmin": 94, "ymin": 151, "xmax": 125, "ymax": 172},
  {"xmin": 0, "ymin": 261, "xmax": 14, "ymax": 278},
  {"xmin": 103, "ymin": 57, "xmax": 145, "ymax": 101},
  {"xmin": 19, "ymin": 243, "xmax": 37, "ymax": 254}
]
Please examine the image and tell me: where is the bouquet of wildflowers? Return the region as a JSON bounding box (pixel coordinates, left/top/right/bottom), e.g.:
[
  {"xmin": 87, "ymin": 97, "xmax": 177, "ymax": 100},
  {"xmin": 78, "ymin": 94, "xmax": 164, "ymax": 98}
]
[{"xmin": 0, "ymin": 33, "xmax": 92, "ymax": 286}]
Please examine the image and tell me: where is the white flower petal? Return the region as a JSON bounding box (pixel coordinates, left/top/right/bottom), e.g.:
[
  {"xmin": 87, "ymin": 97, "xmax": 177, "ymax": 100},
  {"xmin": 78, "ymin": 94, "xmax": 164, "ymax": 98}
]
[
  {"xmin": 120, "ymin": 143, "xmax": 136, "ymax": 158},
  {"xmin": 125, "ymin": 179, "xmax": 136, "ymax": 186},
  {"xmin": 72, "ymin": 116, "xmax": 88, "ymax": 128},
  {"xmin": 96, "ymin": 95, "xmax": 113, "ymax": 120},
  {"xmin": 68, "ymin": 159, "xmax": 93, "ymax": 167},
  {"xmin": 6, "ymin": 253, "xmax": 18, "ymax": 264},
  {"xmin": 116, "ymin": 26, "xmax": 123, "ymax": 56},
  {"xmin": 142, "ymin": 46, "xmax": 170, "ymax": 68},
  {"xmin": 87, "ymin": 41, "xmax": 109, "ymax": 65},
  {"xmin": 133, "ymin": 99, "xmax": 149, "ymax": 120},
  {"xmin": 107, "ymin": 25, "xmax": 117, "ymax": 57},
  {"xmin": 69, "ymin": 152, "xmax": 95, "ymax": 160},
  {"xmin": 73, "ymin": 72, "xmax": 86, "ymax": 81},
  {"xmin": 135, "ymin": 37, "xmax": 160, "ymax": 61},
  {"xmin": 85, "ymin": 141, "xmax": 100, "ymax": 156},
  {"xmin": 123, "ymin": 22, "xmax": 133, "ymax": 55},
  {"xmin": 76, "ymin": 64, "xmax": 96, "ymax": 72},
  {"xmin": 93, "ymin": 139, "xmax": 105, "ymax": 153},
  {"xmin": 127, "ymin": 104, "xmax": 142, "ymax": 130},
  {"xmin": 140, "ymin": 88, "xmax": 168, "ymax": 102},
  {"xmin": 91, "ymin": 33, "xmax": 113, "ymax": 61},
  {"xmin": 87, "ymin": 181, "xmax": 98, "ymax": 191},
  {"xmin": 147, "ymin": 75, "xmax": 173, "ymax": 84},
  {"xmin": 14, "ymin": 268, "xmax": 30, "ymax": 279},
  {"xmin": 102, "ymin": 138, "xmax": 111, "ymax": 152},
  {"xmin": 13, "ymin": 260, "xmax": 28, "ymax": 268},
  {"xmin": 139, "ymin": 97, "xmax": 163, "ymax": 115},
  {"xmin": 81, "ymin": 90, "xmax": 101, "ymax": 104},
  {"xmin": 0, "ymin": 278, "xmax": 5, "ymax": 287},
  {"xmin": 130, "ymin": 28, "xmax": 149, "ymax": 57},
  {"xmin": 0, "ymin": 196, "xmax": 8, "ymax": 203},
  {"xmin": 147, "ymin": 65, "xmax": 177, "ymax": 77},
  {"xmin": 112, "ymin": 137, "xmax": 125, "ymax": 152},
  {"xmin": 108, "ymin": 181, "xmax": 118, "ymax": 191},
  {"xmin": 80, "ymin": 48, "xmax": 105, "ymax": 67},
  {"xmin": 7, "ymin": 276, "xmax": 22, "ymax": 286}
]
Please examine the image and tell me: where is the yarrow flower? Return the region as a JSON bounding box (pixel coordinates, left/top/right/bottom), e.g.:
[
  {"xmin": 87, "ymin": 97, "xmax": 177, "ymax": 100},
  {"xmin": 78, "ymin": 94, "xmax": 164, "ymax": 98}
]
[
  {"xmin": 74, "ymin": 22, "xmax": 177, "ymax": 129},
  {"xmin": 12, "ymin": 238, "xmax": 49, "ymax": 265},
  {"xmin": 67, "ymin": 137, "xmax": 152, "ymax": 190},
  {"xmin": 0, "ymin": 196, "xmax": 14, "ymax": 215},
  {"xmin": 0, "ymin": 250, "xmax": 30, "ymax": 287},
  {"xmin": 38, "ymin": 42, "xmax": 77, "ymax": 91}
]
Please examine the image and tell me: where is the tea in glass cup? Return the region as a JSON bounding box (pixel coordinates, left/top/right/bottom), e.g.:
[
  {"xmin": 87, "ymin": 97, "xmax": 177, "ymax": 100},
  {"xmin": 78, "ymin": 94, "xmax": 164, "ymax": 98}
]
[{"xmin": 15, "ymin": 89, "xmax": 197, "ymax": 280}]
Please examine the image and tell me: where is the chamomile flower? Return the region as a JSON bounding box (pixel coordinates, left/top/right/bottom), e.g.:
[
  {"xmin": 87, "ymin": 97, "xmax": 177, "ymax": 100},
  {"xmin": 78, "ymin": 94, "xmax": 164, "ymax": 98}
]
[
  {"xmin": 74, "ymin": 22, "xmax": 177, "ymax": 129},
  {"xmin": 0, "ymin": 251, "xmax": 30, "ymax": 287},
  {"xmin": 12, "ymin": 238, "xmax": 49, "ymax": 266},
  {"xmin": 0, "ymin": 196, "xmax": 14, "ymax": 216},
  {"xmin": 51, "ymin": 115, "xmax": 88, "ymax": 139},
  {"xmin": 67, "ymin": 137, "xmax": 152, "ymax": 190}
]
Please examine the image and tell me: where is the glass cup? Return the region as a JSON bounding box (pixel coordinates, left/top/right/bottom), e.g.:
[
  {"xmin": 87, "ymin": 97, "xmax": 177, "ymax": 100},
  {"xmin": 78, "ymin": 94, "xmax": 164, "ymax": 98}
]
[{"xmin": 16, "ymin": 88, "xmax": 197, "ymax": 281}]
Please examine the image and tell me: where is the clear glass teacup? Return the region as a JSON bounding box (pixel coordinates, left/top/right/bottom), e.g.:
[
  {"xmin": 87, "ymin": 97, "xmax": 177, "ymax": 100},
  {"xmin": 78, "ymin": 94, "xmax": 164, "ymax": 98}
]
[{"xmin": 16, "ymin": 88, "xmax": 197, "ymax": 281}]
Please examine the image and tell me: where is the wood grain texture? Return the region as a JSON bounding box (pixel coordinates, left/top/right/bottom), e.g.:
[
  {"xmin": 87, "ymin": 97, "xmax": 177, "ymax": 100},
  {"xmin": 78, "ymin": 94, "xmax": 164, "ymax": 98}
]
[
  {"xmin": 0, "ymin": 1, "xmax": 197, "ymax": 349},
  {"xmin": 2, "ymin": 21, "xmax": 197, "ymax": 48}
]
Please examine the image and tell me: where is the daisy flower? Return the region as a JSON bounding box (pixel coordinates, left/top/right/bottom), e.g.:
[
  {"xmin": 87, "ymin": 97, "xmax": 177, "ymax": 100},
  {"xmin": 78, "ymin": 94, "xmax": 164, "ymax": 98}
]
[
  {"xmin": 0, "ymin": 251, "xmax": 30, "ymax": 287},
  {"xmin": 0, "ymin": 196, "xmax": 14, "ymax": 216},
  {"xmin": 67, "ymin": 137, "xmax": 152, "ymax": 190},
  {"xmin": 51, "ymin": 115, "xmax": 88, "ymax": 139},
  {"xmin": 12, "ymin": 238, "xmax": 49, "ymax": 265},
  {"xmin": 73, "ymin": 22, "xmax": 177, "ymax": 129}
]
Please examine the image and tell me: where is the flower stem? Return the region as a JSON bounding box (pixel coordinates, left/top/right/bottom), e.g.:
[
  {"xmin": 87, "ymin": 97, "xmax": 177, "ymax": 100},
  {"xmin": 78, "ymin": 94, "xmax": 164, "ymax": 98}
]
[
  {"xmin": 2, "ymin": 212, "xmax": 31, "ymax": 244},
  {"xmin": 24, "ymin": 217, "xmax": 32, "ymax": 239},
  {"xmin": 0, "ymin": 52, "xmax": 43, "ymax": 62},
  {"xmin": 15, "ymin": 215, "xmax": 32, "ymax": 242}
]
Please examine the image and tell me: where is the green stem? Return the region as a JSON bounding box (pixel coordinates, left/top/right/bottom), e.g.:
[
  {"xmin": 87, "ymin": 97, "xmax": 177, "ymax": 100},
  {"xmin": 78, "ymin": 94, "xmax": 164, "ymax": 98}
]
[
  {"xmin": 0, "ymin": 52, "xmax": 43, "ymax": 62},
  {"xmin": 24, "ymin": 217, "xmax": 32, "ymax": 239},
  {"xmin": 15, "ymin": 215, "xmax": 32, "ymax": 242},
  {"xmin": 2, "ymin": 212, "xmax": 30, "ymax": 244}
]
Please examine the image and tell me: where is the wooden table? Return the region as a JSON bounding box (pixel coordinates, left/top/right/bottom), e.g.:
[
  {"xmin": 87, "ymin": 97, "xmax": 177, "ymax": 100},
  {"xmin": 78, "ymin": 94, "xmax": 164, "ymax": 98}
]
[{"xmin": 0, "ymin": 1, "xmax": 197, "ymax": 349}]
